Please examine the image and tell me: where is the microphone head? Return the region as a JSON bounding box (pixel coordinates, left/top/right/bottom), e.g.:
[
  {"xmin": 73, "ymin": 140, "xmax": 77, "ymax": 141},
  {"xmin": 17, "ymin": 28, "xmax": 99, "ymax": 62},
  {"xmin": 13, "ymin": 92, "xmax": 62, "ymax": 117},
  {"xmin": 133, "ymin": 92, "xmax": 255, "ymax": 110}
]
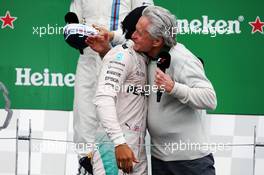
[
  {"xmin": 65, "ymin": 12, "xmax": 79, "ymax": 24},
  {"xmin": 157, "ymin": 51, "xmax": 171, "ymax": 71}
]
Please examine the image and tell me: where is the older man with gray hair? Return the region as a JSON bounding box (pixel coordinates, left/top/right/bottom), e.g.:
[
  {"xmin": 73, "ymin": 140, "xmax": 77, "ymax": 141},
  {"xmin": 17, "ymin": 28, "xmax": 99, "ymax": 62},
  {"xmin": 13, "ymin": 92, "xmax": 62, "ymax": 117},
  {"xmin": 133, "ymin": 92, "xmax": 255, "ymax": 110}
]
[{"xmin": 131, "ymin": 6, "xmax": 217, "ymax": 175}]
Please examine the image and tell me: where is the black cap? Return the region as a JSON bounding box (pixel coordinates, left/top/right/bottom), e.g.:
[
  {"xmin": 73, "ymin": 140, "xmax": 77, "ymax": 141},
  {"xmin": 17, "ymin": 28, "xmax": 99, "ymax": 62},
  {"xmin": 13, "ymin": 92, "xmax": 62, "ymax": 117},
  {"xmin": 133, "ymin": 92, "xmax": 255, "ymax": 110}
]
[
  {"xmin": 65, "ymin": 34, "xmax": 87, "ymax": 54},
  {"xmin": 121, "ymin": 6, "xmax": 147, "ymax": 39},
  {"xmin": 65, "ymin": 12, "xmax": 79, "ymax": 24}
]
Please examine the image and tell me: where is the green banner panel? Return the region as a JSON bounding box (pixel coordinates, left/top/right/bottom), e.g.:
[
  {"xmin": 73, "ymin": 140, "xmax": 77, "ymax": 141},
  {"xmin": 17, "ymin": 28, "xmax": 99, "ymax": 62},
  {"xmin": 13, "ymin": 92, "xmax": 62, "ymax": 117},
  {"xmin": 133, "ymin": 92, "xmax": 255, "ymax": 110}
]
[
  {"xmin": 0, "ymin": 0, "xmax": 264, "ymax": 114},
  {"xmin": 154, "ymin": 0, "xmax": 264, "ymax": 115},
  {"xmin": 0, "ymin": 0, "xmax": 78, "ymax": 110}
]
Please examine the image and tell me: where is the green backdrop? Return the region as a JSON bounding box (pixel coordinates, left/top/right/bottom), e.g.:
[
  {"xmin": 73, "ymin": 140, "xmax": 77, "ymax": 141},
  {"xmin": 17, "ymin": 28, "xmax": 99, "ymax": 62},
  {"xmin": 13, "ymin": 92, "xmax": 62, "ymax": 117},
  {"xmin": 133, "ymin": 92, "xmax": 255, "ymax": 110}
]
[{"xmin": 0, "ymin": 0, "xmax": 263, "ymax": 115}]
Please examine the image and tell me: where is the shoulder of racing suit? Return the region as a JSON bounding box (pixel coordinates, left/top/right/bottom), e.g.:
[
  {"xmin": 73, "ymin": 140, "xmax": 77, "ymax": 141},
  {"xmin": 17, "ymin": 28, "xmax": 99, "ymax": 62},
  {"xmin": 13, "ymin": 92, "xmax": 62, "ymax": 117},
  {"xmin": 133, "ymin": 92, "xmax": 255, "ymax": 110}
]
[{"xmin": 97, "ymin": 40, "xmax": 147, "ymax": 98}]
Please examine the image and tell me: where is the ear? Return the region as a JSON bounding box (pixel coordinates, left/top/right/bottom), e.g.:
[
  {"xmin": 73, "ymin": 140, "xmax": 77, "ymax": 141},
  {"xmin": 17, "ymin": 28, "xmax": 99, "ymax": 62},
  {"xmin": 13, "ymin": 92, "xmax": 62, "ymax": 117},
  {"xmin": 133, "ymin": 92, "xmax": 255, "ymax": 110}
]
[{"xmin": 152, "ymin": 37, "xmax": 163, "ymax": 48}]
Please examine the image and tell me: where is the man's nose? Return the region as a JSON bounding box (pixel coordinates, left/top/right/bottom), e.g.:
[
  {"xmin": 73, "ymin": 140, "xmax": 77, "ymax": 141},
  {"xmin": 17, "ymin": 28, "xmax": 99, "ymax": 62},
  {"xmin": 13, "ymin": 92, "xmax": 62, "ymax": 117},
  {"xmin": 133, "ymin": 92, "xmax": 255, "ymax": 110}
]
[{"xmin": 131, "ymin": 31, "xmax": 137, "ymax": 39}]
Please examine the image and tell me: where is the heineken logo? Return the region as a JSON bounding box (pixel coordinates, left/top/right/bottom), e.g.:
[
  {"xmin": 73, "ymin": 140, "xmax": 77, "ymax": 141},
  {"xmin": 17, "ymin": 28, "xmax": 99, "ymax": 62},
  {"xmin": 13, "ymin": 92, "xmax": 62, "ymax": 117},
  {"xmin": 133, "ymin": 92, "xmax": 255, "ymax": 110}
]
[
  {"xmin": 165, "ymin": 15, "xmax": 245, "ymax": 37},
  {"xmin": 15, "ymin": 68, "xmax": 75, "ymax": 87},
  {"xmin": 249, "ymin": 16, "xmax": 264, "ymax": 34},
  {"xmin": 0, "ymin": 11, "xmax": 17, "ymax": 29}
]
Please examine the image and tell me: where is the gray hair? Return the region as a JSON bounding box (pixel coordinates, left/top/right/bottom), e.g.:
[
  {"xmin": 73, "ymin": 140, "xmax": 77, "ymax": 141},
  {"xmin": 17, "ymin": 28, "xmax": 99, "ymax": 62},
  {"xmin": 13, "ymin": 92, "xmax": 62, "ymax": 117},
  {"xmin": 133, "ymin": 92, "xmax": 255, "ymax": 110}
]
[{"xmin": 142, "ymin": 6, "xmax": 177, "ymax": 47}]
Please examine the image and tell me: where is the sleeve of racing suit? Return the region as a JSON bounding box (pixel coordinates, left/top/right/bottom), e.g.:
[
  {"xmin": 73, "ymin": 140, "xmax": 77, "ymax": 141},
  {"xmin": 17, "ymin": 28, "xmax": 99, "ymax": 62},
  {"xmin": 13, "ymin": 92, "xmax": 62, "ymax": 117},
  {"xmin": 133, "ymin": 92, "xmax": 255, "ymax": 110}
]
[
  {"xmin": 69, "ymin": 0, "xmax": 83, "ymax": 23},
  {"xmin": 111, "ymin": 31, "xmax": 125, "ymax": 46},
  {"xmin": 169, "ymin": 58, "xmax": 217, "ymax": 110},
  {"xmin": 95, "ymin": 46, "xmax": 132, "ymax": 146},
  {"xmin": 111, "ymin": 0, "xmax": 154, "ymax": 45}
]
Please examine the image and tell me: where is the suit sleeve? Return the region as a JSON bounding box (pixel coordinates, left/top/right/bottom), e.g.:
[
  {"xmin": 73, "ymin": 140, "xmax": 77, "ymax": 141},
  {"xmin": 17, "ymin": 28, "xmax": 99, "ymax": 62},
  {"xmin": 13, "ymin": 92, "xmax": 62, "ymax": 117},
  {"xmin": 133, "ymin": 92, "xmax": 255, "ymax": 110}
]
[
  {"xmin": 111, "ymin": 30, "xmax": 126, "ymax": 46},
  {"xmin": 95, "ymin": 47, "xmax": 132, "ymax": 146},
  {"xmin": 169, "ymin": 58, "xmax": 217, "ymax": 110}
]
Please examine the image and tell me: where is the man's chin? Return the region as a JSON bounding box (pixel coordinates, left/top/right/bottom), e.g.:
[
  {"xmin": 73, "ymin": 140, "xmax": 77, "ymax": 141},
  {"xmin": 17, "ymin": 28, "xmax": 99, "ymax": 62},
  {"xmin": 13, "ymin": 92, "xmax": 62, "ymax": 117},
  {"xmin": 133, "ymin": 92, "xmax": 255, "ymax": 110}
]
[{"xmin": 133, "ymin": 45, "xmax": 140, "ymax": 52}]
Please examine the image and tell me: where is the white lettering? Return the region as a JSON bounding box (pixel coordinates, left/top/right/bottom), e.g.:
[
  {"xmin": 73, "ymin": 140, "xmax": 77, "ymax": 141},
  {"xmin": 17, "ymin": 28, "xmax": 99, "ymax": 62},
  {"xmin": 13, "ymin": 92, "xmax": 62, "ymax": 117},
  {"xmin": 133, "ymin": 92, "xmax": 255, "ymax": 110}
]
[
  {"xmin": 174, "ymin": 16, "xmax": 242, "ymax": 36},
  {"xmin": 43, "ymin": 68, "xmax": 50, "ymax": 86},
  {"xmin": 228, "ymin": 20, "xmax": 241, "ymax": 34},
  {"xmin": 39, "ymin": 27, "xmax": 46, "ymax": 37},
  {"xmin": 50, "ymin": 73, "xmax": 64, "ymax": 87},
  {"xmin": 31, "ymin": 72, "xmax": 43, "ymax": 86},
  {"xmin": 202, "ymin": 16, "xmax": 215, "ymax": 34},
  {"xmin": 47, "ymin": 24, "xmax": 54, "ymax": 35},
  {"xmin": 64, "ymin": 73, "xmax": 75, "ymax": 87},
  {"xmin": 177, "ymin": 19, "xmax": 189, "ymax": 33},
  {"xmin": 15, "ymin": 68, "xmax": 31, "ymax": 86},
  {"xmin": 215, "ymin": 20, "xmax": 227, "ymax": 34},
  {"xmin": 15, "ymin": 68, "xmax": 75, "ymax": 87},
  {"xmin": 190, "ymin": 19, "xmax": 202, "ymax": 33}
]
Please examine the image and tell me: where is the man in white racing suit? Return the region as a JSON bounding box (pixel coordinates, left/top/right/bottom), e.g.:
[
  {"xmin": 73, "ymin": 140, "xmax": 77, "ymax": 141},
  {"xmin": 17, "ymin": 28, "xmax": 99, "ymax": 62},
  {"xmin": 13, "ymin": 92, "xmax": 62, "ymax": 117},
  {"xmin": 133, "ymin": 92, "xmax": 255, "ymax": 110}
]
[
  {"xmin": 69, "ymin": 1, "xmax": 153, "ymax": 174},
  {"xmin": 94, "ymin": 40, "xmax": 148, "ymax": 174}
]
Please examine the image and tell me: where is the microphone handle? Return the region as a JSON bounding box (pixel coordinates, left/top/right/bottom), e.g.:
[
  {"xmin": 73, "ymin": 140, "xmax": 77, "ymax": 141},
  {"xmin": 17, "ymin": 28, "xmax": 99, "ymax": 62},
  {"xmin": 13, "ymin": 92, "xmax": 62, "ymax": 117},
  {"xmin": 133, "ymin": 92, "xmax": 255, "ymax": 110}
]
[
  {"xmin": 157, "ymin": 90, "xmax": 162, "ymax": 102},
  {"xmin": 157, "ymin": 66, "xmax": 165, "ymax": 73},
  {"xmin": 156, "ymin": 68, "xmax": 166, "ymax": 102}
]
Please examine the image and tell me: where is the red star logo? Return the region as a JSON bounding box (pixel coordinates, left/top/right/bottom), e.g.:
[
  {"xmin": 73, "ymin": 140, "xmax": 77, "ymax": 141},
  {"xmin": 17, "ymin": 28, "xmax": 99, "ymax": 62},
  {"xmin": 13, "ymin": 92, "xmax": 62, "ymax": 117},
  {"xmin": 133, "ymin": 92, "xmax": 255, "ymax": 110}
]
[
  {"xmin": 0, "ymin": 11, "xmax": 17, "ymax": 29},
  {"xmin": 249, "ymin": 16, "xmax": 264, "ymax": 34}
]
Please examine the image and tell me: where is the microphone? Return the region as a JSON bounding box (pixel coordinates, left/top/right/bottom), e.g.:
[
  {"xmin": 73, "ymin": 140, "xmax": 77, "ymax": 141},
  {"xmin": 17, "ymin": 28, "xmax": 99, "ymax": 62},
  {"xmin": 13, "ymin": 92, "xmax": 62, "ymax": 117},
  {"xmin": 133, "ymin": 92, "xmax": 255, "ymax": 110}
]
[
  {"xmin": 156, "ymin": 51, "xmax": 171, "ymax": 102},
  {"xmin": 64, "ymin": 12, "xmax": 79, "ymax": 24}
]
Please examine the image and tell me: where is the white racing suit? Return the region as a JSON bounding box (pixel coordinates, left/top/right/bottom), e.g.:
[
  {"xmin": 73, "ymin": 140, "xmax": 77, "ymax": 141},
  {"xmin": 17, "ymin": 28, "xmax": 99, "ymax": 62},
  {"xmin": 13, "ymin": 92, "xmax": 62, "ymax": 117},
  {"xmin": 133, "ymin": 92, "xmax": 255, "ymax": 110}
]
[
  {"xmin": 69, "ymin": 1, "xmax": 153, "ymax": 174},
  {"xmin": 94, "ymin": 41, "xmax": 148, "ymax": 175}
]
